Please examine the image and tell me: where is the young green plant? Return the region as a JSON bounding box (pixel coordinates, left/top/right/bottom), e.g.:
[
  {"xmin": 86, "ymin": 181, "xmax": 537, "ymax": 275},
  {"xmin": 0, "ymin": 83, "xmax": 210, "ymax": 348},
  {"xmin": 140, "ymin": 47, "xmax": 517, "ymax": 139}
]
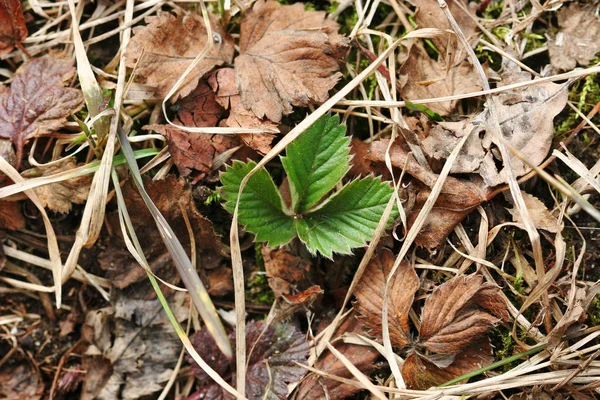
[{"xmin": 221, "ymin": 114, "xmax": 397, "ymax": 258}]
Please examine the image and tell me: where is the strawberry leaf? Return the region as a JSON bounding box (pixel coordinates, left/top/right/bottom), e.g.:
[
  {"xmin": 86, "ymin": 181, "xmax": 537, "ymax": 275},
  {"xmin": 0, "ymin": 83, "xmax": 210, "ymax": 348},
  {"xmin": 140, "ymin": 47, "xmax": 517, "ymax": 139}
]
[
  {"xmin": 221, "ymin": 160, "xmax": 295, "ymax": 247},
  {"xmin": 281, "ymin": 114, "xmax": 351, "ymax": 213}
]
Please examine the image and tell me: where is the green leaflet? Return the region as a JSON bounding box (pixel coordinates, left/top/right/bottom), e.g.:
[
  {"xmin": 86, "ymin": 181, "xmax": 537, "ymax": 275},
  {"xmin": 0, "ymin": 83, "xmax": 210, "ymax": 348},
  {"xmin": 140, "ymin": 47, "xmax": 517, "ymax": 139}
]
[
  {"xmin": 221, "ymin": 114, "xmax": 397, "ymax": 257},
  {"xmin": 281, "ymin": 114, "xmax": 351, "ymax": 213}
]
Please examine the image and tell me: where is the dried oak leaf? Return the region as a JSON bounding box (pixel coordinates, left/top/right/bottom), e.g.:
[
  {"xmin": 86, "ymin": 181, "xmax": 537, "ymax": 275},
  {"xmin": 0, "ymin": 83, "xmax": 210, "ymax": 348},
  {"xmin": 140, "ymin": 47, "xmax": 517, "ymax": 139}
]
[
  {"xmin": 0, "ymin": 363, "xmax": 44, "ymax": 400},
  {"xmin": 235, "ymin": 0, "xmax": 348, "ymax": 123},
  {"xmin": 22, "ymin": 158, "xmax": 91, "ymax": 213},
  {"xmin": 296, "ymin": 314, "xmax": 380, "ymax": 399},
  {"xmin": 0, "ymin": 200, "xmax": 24, "ymax": 230},
  {"xmin": 209, "ymin": 68, "xmax": 277, "ymax": 154},
  {"xmin": 0, "ymin": 0, "xmax": 28, "ymax": 56},
  {"xmin": 354, "ymin": 247, "xmax": 419, "ymax": 348},
  {"xmin": 188, "ymin": 320, "xmax": 309, "ymax": 399},
  {"xmin": 125, "ymin": 10, "xmax": 234, "ymax": 101},
  {"xmin": 261, "ymin": 244, "xmax": 312, "ymax": 297},
  {"xmin": 548, "ymin": 3, "xmax": 600, "ymax": 71},
  {"xmin": 508, "ymin": 192, "xmax": 561, "ymax": 233},
  {"xmin": 399, "ymin": 45, "xmax": 486, "ymax": 116},
  {"xmin": 0, "ymin": 54, "xmax": 84, "ymax": 168},
  {"xmin": 101, "ymin": 175, "xmax": 227, "ymax": 293}
]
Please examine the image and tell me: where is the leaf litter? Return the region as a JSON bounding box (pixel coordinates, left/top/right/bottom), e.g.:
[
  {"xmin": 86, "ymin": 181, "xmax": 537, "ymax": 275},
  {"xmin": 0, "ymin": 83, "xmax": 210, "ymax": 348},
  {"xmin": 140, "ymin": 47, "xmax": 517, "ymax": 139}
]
[{"xmin": 2, "ymin": 1, "xmax": 600, "ymax": 399}]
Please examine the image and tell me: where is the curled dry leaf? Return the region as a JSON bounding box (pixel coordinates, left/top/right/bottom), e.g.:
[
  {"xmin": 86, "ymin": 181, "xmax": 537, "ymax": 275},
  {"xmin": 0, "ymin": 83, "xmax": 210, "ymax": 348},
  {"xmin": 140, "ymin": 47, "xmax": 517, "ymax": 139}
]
[
  {"xmin": 22, "ymin": 158, "xmax": 92, "ymax": 214},
  {"xmin": 188, "ymin": 320, "xmax": 309, "ymax": 399},
  {"xmin": 508, "ymin": 192, "xmax": 561, "ymax": 233},
  {"xmin": 0, "ymin": 0, "xmax": 28, "ymax": 56},
  {"xmin": 296, "ymin": 314, "xmax": 380, "ymax": 399},
  {"xmin": 125, "ymin": 10, "xmax": 234, "ymax": 100},
  {"xmin": 235, "ymin": 0, "xmax": 348, "ymax": 122},
  {"xmin": 0, "ymin": 200, "xmax": 24, "ymax": 230},
  {"xmin": 354, "ymin": 247, "xmax": 419, "ymax": 348},
  {"xmin": 0, "ymin": 54, "xmax": 84, "ymax": 168},
  {"xmin": 548, "ymin": 3, "xmax": 600, "ymax": 71},
  {"xmin": 209, "ymin": 68, "xmax": 277, "ymax": 154}
]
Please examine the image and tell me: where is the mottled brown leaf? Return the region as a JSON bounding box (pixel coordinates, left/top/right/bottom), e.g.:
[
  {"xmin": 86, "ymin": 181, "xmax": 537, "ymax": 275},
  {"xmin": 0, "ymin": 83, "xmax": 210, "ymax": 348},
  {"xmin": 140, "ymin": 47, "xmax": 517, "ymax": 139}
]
[
  {"xmin": 0, "ymin": 363, "xmax": 44, "ymax": 400},
  {"xmin": 235, "ymin": 0, "xmax": 348, "ymax": 122},
  {"xmin": 22, "ymin": 158, "xmax": 91, "ymax": 213},
  {"xmin": 548, "ymin": 3, "xmax": 600, "ymax": 71},
  {"xmin": 0, "ymin": 0, "xmax": 28, "ymax": 56},
  {"xmin": 209, "ymin": 68, "xmax": 277, "ymax": 154},
  {"xmin": 296, "ymin": 315, "xmax": 379, "ymax": 399},
  {"xmin": 125, "ymin": 10, "xmax": 234, "ymax": 100},
  {"xmin": 354, "ymin": 248, "xmax": 419, "ymax": 348},
  {"xmin": 175, "ymin": 80, "xmax": 226, "ymax": 128},
  {"xmin": 508, "ymin": 192, "xmax": 560, "ymax": 233},
  {"xmin": 0, "ymin": 200, "xmax": 24, "ymax": 230},
  {"xmin": 402, "ymin": 339, "xmax": 493, "ymax": 389},
  {"xmin": 261, "ymin": 244, "xmax": 312, "ymax": 297},
  {"xmin": 0, "ymin": 54, "xmax": 84, "ymax": 168}
]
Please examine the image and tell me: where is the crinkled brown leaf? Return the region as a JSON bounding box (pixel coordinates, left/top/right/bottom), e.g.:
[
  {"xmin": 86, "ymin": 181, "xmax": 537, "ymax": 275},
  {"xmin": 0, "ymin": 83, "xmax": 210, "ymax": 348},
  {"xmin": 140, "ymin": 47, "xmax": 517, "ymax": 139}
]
[
  {"xmin": 101, "ymin": 175, "xmax": 227, "ymax": 292},
  {"xmin": 399, "ymin": 45, "xmax": 485, "ymax": 116},
  {"xmin": 354, "ymin": 247, "xmax": 419, "ymax": 348},
  {"xmin": 209, "ymin": 68, "xmax": 277, "ymax": 154},
  {"xmin": 261, "ymin": 244, "xmax": 312, "ymax": 297},
  {"xmin": 174, "ymin": 80, "xmax": 226, "ymax": 128},
  {"xmin": 508, "ymin": 192, "xmax": 560, "ymax": 233},
  {"xmin": 0, "ymin": 54, "xmax": 84, "ymax": 168},
  {"xmin": 548, "ymin": 3, "xmax": 600, "ymax": 71},
  {"xmin": 0, "ymin": 363, "xmax": 44, "ymax": 400},
  {"xmin": 235, "ymin": 0, "xmax": 348, "ymax": 122},
  {"xmin": 0, "ymin": 200, "xmax": 24, "ymax": 230},
  {"xmin": 0, "ymin": 0, "xmax": 28, "ymax": 56},
  {"xmin": 22, "ymin": 158, "xmax": 92, "ymax": 213},
  {"xmin": 402, "ymin": 339, "xmax": 493, "ymax": 390},
  {"xmin": 148, "ymin": 124, "xmax": 239, "ymax": 181},
  {"xmin": 125, "ymin": 10, "xmax": 234, "ymax": 100},
  {"xmin": 188, "ymin": 320, "xmax": 309, "ymax": 399},
  {"xmin": 418, "ymin": 275, "xmax": 505, "ymax": 355},
  {"xmin": 296, "ymin": 315, "xmax": 379, "ymax": 399}
]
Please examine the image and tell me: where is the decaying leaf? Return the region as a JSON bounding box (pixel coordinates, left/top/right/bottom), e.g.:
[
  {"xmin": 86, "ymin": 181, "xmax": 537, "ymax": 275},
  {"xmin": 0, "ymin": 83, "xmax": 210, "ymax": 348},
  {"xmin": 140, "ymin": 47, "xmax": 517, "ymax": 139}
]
[
  {"xmin": 209, "ymin": 68, "xmax": 277, "ymax": 154},
  {"xmin": 354, "ymin": 247, "xmax": 419, "ymax": 348},
  {"xmin": 235, "ymin": 0, "xmax": 348, "ymax": 122},
  {"xmin": 174, "ymin": 80, "xmax": 226, "ymax": 128},
  {"xmin": 188, "ymin": 320, "xmax": 309, "ymax": 399},
  {"xmin": 125, "ymin": 10, "xmax": 234, "ymax": 100},
  {"xmin": 548, "ymin": 3, "xmax": 600, "ymax": 71},
  {"xmin": 0, "ymin": 54, "xmax": 84, "ymax": 168},
  {"xmin": 508, "ymin": 192, "xmax": 560, "ymax": 233},
  {"xmin": 0, "ymin": 0, "xmax": 28, "ymax": 56},
  {"xmin": 261, "ymin": 244, "xmax": 312, "ymax": 297},
  {"xmin": 296, "ymin": 315, "xmax": 379, "ymax": 399},
  {"xmin": 0, "ymin": 363, "xmax": 44, "ymax": 400},
  {"xmin": 101, "ymin": 175, "xmax": 228, "ymax": 293},
  {"xmin": 22, "ymin": 158, "xmax": 92, "ymax": 213},
  {"xmin": 81, "ymin": 293, "xmax": 188, "ymax": 400},
  {"xmin": 0, "ymin": 200, "xmax": 24, "ymax": 230}
]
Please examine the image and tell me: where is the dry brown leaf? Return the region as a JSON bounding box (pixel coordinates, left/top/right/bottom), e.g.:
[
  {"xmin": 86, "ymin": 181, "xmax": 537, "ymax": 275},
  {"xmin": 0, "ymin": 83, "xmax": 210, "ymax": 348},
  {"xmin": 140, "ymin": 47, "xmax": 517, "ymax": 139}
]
[
  {"xmin": 399, "ymin": 45, "xmax": 485, "ymax": 116},
  {"xmin": 125, "ymin": 10, "xmax": 234, "ymax": 100},
  {"xmin": 261, "ymin": 244, "xmax": 312, "ymax": 297},
  {"xmin": 209, "ymin": 68, "xmax": 277, "ymax": 154},
  {"xmin": 0, "ymin": 200, "xmax": 24, "ymax": 230},
  {"xmin": 548, "ymin": 3, "xmax": 600, "ymax": 71},
  {"xmin": 235, "ymin": 0, "xmax": 348, "ymax": 122},
  {"xmin": 0, "ymin": 0, "xmax": 28, "ymax": 56},
  {"xmin": 0, "ymin": 54, "xmax": 84, "ymax": 168},
  {"xmin": 174, "ymin": 80, "xmax": 226, "ymax": 128},
  {"xmin": 0, "ymin": 363, "xmax": 44, "ymax": 400},
  {"xmin": 296, "ymin": 315, "xmax": 379, "ymax": 399},
  {"xmin": 508, "ymin": 192, "xmax": 560, "ymax": 233},
  {"xmin": 354, "ymin": 247, "xmax": 419, "ymax": 348},
  {"xmin": 22, "ymin": 158, "xmax": 92, "ymax": 214},
  {"xmin": 546, "ymin": 286, "xmax": 587, "ymax": 348}
]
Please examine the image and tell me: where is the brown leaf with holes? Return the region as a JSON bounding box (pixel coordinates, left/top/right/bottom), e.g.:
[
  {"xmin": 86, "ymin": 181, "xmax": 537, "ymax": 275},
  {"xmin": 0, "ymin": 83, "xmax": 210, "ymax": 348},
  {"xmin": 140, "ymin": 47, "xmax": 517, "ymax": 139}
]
[
  {"xmin": 354, "ymin": 247, "xmax": 419, "ymax": 348},
  {"xmin": 0, "ymin": 200, "xmax": 24, "ymax": 230},
  {"xmin": 548, "ymin": 3, "xmax": 600, "ymax": 71},
  {"xmin": 22, "ymin": 158, "xmax": 91, "ymax": 213},
  {"xmin": 209, "ymin": 68, "xmax": 277, "ymax": 154},
  {"xmin": 399, "ymin": 45, "xmax": 485, "ymax": 116},
  {"xmin": 235, "ymin": 0, "xmax": 348, "ymax": 122},
  {"xmin": 508, "ymin": 192, "xmax": 561, "ymax": 233},
  {"xmin": 0, "ymin": 0, "xmax": 28, "ymax": 56},
  {"xmin": 125, "ymin": 10, "xmax": 234, "ymax": 101},
  {"xmin": 296, "ymin": 314, "xmax": 379, "ymax": 399},
  {"xmin": 0, "ymin": 54, "xmax": 84, "ymax": 168}
]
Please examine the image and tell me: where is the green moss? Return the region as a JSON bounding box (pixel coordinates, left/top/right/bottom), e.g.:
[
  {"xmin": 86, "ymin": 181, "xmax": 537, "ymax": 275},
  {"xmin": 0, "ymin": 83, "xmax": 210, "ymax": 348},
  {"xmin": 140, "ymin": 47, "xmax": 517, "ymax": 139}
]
[
  {"xmin": 246, "ymin": 244, "xmax": 274, "ymax": 305},
  {"xmin": 590, "ymin": 296, "xmax": 600, "ymax": 326}
]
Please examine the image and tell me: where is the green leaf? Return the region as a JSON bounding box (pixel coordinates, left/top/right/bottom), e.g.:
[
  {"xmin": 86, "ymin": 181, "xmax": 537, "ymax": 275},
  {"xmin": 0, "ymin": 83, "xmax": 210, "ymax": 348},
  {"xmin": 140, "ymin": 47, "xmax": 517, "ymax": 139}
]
[
  {"xmin": 221, "ymin": 160, "xmax": 296, "ymax": 247},
  {"xmin": 296, "ymin": 177, "xmax": 396, "ymax": 258},
  {"xmin": 281, "ymin": 114, "xmax": 351, "ymax": 213}
]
